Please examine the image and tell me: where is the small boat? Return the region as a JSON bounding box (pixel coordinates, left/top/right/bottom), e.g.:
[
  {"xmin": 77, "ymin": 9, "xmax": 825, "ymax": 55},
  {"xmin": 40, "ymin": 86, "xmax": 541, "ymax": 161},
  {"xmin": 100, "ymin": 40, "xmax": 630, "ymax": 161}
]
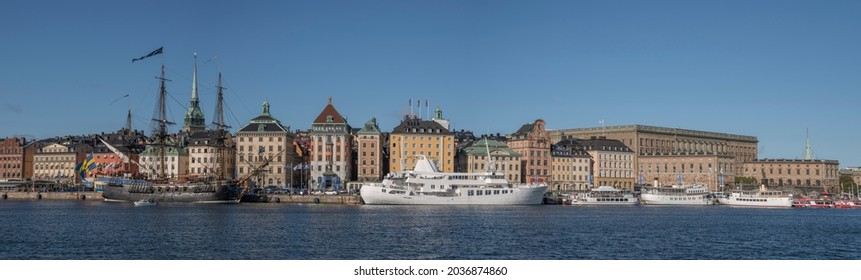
[{"xmin": 134, "ymin": 199, "xmax": 157, "ymax": 207}]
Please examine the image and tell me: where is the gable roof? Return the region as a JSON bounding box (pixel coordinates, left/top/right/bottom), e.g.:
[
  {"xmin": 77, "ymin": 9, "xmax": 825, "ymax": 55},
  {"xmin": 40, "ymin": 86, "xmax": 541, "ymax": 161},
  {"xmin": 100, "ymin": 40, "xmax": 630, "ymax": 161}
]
[{"xmin": 313, "ymin": 98, "xmax": 347, "ymax": 125}]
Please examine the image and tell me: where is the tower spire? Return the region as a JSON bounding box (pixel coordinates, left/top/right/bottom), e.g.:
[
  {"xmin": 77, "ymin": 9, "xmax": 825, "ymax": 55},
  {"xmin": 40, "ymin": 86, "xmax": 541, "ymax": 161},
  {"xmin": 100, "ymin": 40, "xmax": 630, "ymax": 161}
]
[
  {"xmin": 803, "ymin": 128, "xmax": 813, "ymax": 160},
  {"xmin": 183, "ymin": 53, "xmax": 206, "ymax": 133}
]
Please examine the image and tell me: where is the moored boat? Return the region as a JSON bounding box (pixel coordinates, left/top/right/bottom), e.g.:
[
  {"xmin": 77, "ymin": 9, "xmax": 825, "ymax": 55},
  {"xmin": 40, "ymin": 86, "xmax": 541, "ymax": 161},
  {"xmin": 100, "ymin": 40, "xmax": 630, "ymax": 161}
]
[
  {"xmin": 717, "ymin": 185, "xmax": 792, "ymax": 208},
  {"xmin": 640, "ymin": 184, "xmax": 714, "ymax": 205},
  {"xmin": 571, "ymin": 186, "xmax": 639, "ymax": 205},
  {"xmin": 360, "ymin": 155, "xmax": 547, "ymax": 205}
]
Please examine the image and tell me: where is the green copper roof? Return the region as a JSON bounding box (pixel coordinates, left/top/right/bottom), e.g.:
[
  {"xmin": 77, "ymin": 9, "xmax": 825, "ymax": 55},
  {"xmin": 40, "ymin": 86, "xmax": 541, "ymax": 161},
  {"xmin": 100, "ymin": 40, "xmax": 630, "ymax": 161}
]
[{"xmin": 461, "ymin": 138, "xmax": 521, "ymax": 157}]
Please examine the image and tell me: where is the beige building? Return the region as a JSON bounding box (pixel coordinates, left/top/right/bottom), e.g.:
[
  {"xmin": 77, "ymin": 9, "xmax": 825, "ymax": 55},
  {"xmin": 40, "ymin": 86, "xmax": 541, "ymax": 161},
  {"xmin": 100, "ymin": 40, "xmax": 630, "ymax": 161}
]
[
  {"xmin": 556, "ymin": 137, "xmax": 635, "ymax": 190},
  {"xmin": 742, "ymin": 159, "xmax": 840, "ymax": 192},
  {"xmin": 456, "ymin": 138, "xmax": 521, "ymax": 183},
  {"xmin": 638, "ymin": 153, "xmax": 736, "ymax": 191},
  {"xmin": 188, "ymin": 130, "xmax": 236, "ymax": 181},
  {"xmin": 139, "ymin": 136, "xmax": 188, "ymax": 180},
  {"xmin": 33, "ymin": 142, "xmax": 92, "ymax": 184},
  {"xmin": 0, "ymin": 137, "xmax": 37, "ymax": 181},
  {"xmin": 508, "ymin": 119, "xmax": 551, "ymax": 184},
  {"xmin": 551, "ymin": 125, "xmax": 758, "ymax": 180},
  {"xmin": 550, "ymin": 145, "xmax": 591, "ymax": 192},
  {"xmin": 357, "ymin": 117, "xmax": 384, "ymax": 182},
  {"xmin": 309, "ymin": 97, "xmax": 352, "ymax": 190},
  {"xmin": 389, "ymin": 115, "xmax": 455, "ymax": 173},
  {"xmin": 235, "ymin": 101, "xmax": 298, "ymax": 188}
]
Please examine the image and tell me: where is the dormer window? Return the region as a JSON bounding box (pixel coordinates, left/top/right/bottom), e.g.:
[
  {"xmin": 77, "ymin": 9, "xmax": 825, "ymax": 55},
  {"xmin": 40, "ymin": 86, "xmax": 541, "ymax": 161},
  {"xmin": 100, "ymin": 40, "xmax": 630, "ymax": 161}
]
[{"xmin": 326, "ymin": 115, "xmax": 333, "ymax": 122}]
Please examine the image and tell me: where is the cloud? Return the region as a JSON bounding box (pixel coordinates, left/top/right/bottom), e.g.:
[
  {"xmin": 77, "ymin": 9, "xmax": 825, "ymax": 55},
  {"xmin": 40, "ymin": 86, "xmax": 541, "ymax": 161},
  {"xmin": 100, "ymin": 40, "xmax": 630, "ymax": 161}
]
[{"xmin": 4, "ymin": 104, "xmax": 21, "ymax": 113}]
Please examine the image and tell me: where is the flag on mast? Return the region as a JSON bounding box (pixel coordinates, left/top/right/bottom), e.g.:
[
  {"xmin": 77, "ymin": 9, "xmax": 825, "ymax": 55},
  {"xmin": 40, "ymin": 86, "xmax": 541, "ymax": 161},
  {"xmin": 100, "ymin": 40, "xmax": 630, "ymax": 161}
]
[{"xmin": 132, "ymin": 47, "xmax": 164, "ymax": 62}]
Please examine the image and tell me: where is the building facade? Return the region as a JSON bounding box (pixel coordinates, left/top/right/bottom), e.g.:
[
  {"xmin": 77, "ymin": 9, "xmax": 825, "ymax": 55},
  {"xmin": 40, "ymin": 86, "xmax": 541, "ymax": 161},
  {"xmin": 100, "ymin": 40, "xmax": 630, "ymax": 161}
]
[
  {"xmin": 550, "ymin": 145, "xmax": 591, "ymax": 192},
  {"xmin": 638, "ymin": 153, "xmax": 736, "ymax": 191},
  {"xmin": 357, "ymin": 117, "xmax": 384, "ymax": 182},
  {"xmin": 309, "ymin": 97, "xmax": 352, "ymax": 190},
  {"xmin": 0, "ymin": 137, "xmax": 37, "ymax": 181},
  {"xmin": 742, "ymin": 159, "xmax": 840, "ymax": 192},
  {"xmin": 139, "ymin": 136, "xmax": 188, "ymax": 179},
  {"xmin": 551, "ymin": 125, "xmax": 758, "ymax": 181},
  {"xmin": 508, "ymin": 119, "xmax": 551, "ymax": 184},
  {"xmin": 389, "ymin": 115, "xmax": 455, "ymax": 173},
  {"xmin": 235, "ymin": 101, "xmax": 298, "ymax": 188},
  {"xmin": 456, "ymin": 138, "xmax": 521, "ymax": 183},
  {"xmin": 556, "ymin": 137, "xmax": 635, "ymax": 190},
  {"xmin": 33, "ymin": 142, "xmax": 93, "ymax": 184},
  {"xmin": 188, "ymin": 130, "xmax": 236, "ymax": 180}
]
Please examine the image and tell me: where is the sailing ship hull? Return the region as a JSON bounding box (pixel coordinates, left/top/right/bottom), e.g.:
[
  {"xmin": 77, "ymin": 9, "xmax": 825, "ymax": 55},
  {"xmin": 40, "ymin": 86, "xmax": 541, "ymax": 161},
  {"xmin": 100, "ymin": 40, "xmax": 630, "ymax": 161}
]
[
  {"xmin": 360, "ymin": 184, "xmax": 547, "ymax": 205},
  {"xmin": 99, "ymin": 177, "xmax": 242, "ymax": 203}
]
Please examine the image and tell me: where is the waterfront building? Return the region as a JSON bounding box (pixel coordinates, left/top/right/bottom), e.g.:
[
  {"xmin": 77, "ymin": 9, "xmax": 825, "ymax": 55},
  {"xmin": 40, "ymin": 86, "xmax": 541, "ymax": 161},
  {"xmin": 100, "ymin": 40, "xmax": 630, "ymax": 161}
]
[
  {"xmin": 357, "ymin": 117, "xmax": 384, "ymax": 182},
  {"xmin": 507, "ymin": 119, "xmax": 551, "ymax": 184},
  {"xmin": 309, "ymin": 97, "xmax": 352, "ymax": 190},
  {"xmin": 555, "ymin": 137, "xmax": 635, "ymax": 190},
  {"xmin": 33, "ymin": 142, "xmax": 93, "ymax": 184},
  {"xmin": 842, "ymin": 167, "xmax": 861, "ymax": 186},
  {"xmin": 551, "ymin": 125, "xmax": 758, "ymax": 184},
  {"xmin": 188, "ymin": 130, "xmax": 235, "ymax": 180},
  {"xmin": 389, "ymin": 115, "xmax": 455, "ymax": 173},
  {"xmin": 91, "ymin": 129, "xmax": 145, "ymax": 177},
  {"xmin": 456, "ymin": 138, "xmax": 522, "ymax": 183},
  {"xmin": 0, "ymin": 137, "xmax": 38, "ymax": 181},
  {"xmin": 742, "ymin": 159, "xmax": 840, "ymax": 193},
  {"xmin": 638, "ymin": 153, "xmax": 736, "ymax": 191},
  {"xmin": 138, "ymin": 135, "xmax": 188, "ymax": 179},
  {"xmin": 550, "ymin": 144, "xmax": 591, "ymax": 192},
  {"xmin": 235, "ymin": 101, "xmax": 298, "ymax": 188}
]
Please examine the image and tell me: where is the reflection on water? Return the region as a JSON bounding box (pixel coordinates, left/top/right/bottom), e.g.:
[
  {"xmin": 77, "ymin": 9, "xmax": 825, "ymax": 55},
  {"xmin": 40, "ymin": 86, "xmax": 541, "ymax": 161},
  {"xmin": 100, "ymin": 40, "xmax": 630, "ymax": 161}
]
[{"xmin": 0, "ymin": 201, "xmax": 859, "ymax": 260}]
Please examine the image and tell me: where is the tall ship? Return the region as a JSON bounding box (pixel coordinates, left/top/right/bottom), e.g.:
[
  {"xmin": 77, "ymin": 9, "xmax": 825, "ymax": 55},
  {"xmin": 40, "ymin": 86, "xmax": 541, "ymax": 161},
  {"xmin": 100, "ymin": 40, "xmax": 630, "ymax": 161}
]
[
  {"xmin": 360, "ymin": 155, "xmax": 547, "ymax": 205},
  {"xmin": 99, "ymin": 63, "xmax": 270, "ymax": 203},
  {"xmin": 639, "ymin": 183, "xmax": 715, "ymax": 205},
  {"xmin": 717, "ymin": 185, "xmax": 793, "ymax": 208},
  {"xmin": 571, "ymin": 185, "xmax": 639, "ymax": 205}
]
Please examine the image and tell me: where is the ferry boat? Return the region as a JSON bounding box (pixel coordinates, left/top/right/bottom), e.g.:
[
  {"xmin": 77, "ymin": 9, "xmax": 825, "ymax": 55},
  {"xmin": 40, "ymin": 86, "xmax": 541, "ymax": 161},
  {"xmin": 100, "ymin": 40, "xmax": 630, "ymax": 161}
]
[
  {"xmin": 717, "ymin": 185, "xmax": 793, "ymax": 208},
  {"xmin": 639, "ymin": 184, "xmax": 715, "ymax": 205},
  {"xmin": 360, "ymin": 155, "xmax": 547, "ymax": 205},
  {"xmin": 571, "ymin": 186, "xmax": 639, "ymax": 205}
]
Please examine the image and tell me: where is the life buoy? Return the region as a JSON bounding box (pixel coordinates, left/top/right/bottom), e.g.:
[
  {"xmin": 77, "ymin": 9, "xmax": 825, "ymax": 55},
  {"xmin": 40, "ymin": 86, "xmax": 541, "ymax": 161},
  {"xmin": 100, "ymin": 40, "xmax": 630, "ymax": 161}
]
[
  {"xmin": 274, "ymin": 197, "xmax": 281, "ymax": 203},
  {"xmin": 2, "ymin": 194, "xmax": 7, "ymax": 200},
  {"xmin": 36, "ymin": 194, "xmax": 42, "ymax": 200},
  {"xmin": 80, "ymin": 195, "xmax": 87, "ymax": 200},
  {"xmin": 313, "ymin": 198, "xmax": 320, "ymax": 204}
]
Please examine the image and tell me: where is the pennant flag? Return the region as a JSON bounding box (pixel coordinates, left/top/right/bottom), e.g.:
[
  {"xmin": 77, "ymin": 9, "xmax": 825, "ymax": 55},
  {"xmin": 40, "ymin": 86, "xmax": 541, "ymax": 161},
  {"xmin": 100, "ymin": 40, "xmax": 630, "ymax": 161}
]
[{"xmin": 132, "ymin": 47, "xmax": 164, "ymax": 63}]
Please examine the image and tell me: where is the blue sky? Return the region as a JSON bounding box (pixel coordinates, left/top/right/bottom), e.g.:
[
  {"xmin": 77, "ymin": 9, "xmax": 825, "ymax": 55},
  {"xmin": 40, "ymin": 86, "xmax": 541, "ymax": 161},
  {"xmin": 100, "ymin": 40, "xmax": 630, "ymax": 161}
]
[{"xmin": 1, "ymin": 0, "xmax": 859, "ymax": 167}]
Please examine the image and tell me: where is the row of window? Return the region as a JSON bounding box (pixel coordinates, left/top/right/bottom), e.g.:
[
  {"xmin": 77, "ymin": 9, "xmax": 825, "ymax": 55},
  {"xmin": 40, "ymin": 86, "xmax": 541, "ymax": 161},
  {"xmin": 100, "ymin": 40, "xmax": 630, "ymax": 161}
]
[
  {"xmin": 466, "ymin": 189, "xmax": 512, "ymax": 196},
  {"xmin": 238, "ymin": 137, "xmax": 285, "ymax": 142}
]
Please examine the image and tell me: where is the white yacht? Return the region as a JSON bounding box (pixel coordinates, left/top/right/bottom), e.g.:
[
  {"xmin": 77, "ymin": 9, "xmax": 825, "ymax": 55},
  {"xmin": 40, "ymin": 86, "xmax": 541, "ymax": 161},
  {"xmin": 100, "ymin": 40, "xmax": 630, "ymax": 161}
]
[
  {"xmin": 571, "ymin": 186, "xmax": 639, "ymax": 205},
  {"xmin": 640, "ymin": 183, "xmax": 715, "ymax": 205},
  {"xmin": 360, "ymin": 155, "xmax": 547, "ymax": 205},
  {"xmin": 717, "ymin": 185, "xmax": 793, "ymax": 208}
]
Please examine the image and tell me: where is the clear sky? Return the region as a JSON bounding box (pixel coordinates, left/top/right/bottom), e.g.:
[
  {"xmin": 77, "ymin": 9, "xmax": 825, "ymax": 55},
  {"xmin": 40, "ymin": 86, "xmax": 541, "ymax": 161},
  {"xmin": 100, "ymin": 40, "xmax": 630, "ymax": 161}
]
[{"xmin": 1, "ymin": 0, "xmax": 859, "ymax": 167}]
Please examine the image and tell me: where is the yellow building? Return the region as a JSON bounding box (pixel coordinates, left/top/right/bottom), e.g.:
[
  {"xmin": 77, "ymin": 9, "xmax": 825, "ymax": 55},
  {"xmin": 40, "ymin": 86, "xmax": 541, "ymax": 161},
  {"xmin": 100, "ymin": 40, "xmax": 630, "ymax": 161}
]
[{"xmin": 389, "ymin": 116, "xmax": 454, "ymax": 173}]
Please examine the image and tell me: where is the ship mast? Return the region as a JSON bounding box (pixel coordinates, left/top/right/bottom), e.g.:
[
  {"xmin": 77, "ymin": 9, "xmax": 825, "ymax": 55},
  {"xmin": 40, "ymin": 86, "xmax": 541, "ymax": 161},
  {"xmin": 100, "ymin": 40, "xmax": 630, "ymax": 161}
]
[
  {"xmin": 153, "ymin": 64, "xmax": 174, "ymax": 179},
  {"xmin": 211, "ymin": 70, "xmax": 231, "ymax": 179}
]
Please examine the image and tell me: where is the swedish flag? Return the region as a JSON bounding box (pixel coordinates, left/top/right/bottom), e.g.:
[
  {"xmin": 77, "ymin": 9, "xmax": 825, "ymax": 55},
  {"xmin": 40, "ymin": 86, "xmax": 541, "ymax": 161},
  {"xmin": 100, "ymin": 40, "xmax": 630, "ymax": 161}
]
[{"xmin": 76, "ymin": 152, "xmax": 96, "ymax": 179}]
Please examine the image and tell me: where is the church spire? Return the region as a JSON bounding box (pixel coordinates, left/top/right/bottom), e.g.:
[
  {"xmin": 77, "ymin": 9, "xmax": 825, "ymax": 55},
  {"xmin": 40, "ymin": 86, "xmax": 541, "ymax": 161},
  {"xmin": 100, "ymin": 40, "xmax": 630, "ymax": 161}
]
[
  {"xmin": 183, "ymin": 53, "xmax": 206, "ymax": 133},
  {"xmin": 803, "ymin": 128, "xmax": 813, "ymax": 160},
  {"xmin": 192, "ymin": 54, "xmax": 199, "ymax": 103}
]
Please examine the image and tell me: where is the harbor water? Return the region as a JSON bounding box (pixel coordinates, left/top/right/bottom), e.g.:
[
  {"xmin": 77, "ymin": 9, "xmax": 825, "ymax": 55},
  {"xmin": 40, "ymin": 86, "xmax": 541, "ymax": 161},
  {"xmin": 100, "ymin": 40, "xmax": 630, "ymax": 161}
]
[{"xmin": 1, "ymin": 201, "xmax": 859, "ymax": 260}]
